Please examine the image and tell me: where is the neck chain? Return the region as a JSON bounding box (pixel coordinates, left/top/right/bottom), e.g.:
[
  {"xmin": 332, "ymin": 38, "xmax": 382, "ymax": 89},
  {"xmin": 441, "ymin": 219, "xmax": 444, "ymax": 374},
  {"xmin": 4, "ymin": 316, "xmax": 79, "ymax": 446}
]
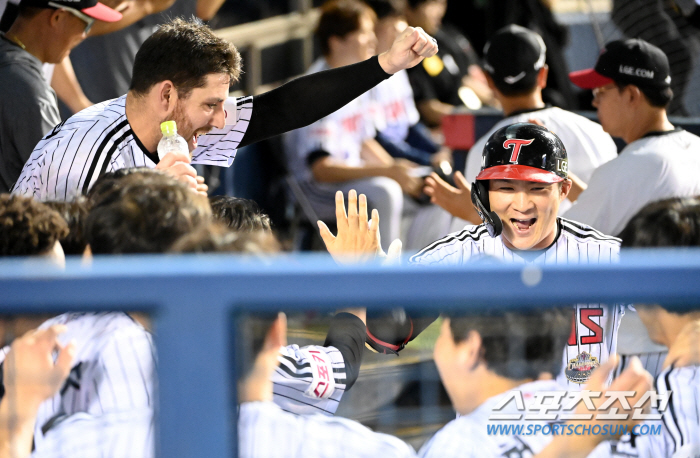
[{"xmin": 6, "ymin": 34, "xmax": 26, "ymax": 50}]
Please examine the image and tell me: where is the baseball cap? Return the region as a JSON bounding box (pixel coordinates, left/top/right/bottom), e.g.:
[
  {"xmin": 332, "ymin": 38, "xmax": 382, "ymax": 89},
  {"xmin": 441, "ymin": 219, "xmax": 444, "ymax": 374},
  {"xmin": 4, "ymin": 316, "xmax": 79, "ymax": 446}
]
[
  {"xmin": 19, "ymin": 0, "xmax": 122, "ymax": 22},
  {"xmin": 482, "ymin": 25, "xmax": 547, "ymax": 91},
  {"xmin": 569, "ymin": 39, "xmax": 671, "ymax": 89}
]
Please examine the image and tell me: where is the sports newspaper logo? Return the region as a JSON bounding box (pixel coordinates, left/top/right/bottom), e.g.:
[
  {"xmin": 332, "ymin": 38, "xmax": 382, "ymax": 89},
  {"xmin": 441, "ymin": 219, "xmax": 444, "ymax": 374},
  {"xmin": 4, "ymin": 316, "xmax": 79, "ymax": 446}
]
[
  {"xmin": 489, "ymin": 390, "xmax": 671, "ymax": 421},
  {"xmin": 487, "ymin": 423, "xmax": 662, "ymax": 436}
]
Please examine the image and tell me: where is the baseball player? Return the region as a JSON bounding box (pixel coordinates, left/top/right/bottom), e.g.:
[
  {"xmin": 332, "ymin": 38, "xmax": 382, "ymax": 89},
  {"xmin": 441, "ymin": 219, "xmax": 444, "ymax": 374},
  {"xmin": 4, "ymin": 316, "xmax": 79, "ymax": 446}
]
[
  {"xmin": 0, "ymin": 312, "xmax": 157, "ymax": 457},
  {"xmin": 564, "ymin": 38, "xmax": 700, "ymax": 237},
  {"xmin": 12, "ymin": 16, "xmax": 438, "ymax": 202},
  {"xmin": 238, "ymin": 312, "xmax": 416, "ymax": 458},
  {"xmin": 418, "ymin": 311, "xmax": 652, "ymax": 458},
  {"xmin": 322, "ymin": 123, "xmax": 623, "ymax": 388},
  {"xmin": 410, "ymin": 25, "xmax": 617, "ymax": 250},
  {"xmin": 613, "ymin": 197, "xmax": 700, "ymax": 458}
]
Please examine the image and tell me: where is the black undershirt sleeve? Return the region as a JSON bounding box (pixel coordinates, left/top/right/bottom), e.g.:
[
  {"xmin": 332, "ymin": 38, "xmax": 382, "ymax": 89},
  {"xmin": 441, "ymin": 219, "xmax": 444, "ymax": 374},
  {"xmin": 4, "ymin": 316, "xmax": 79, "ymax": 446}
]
[
  {"xmin": 323, "ymin": 312, "xmax": 366, "ymax": 391},
  {"xmin": 239, "ymin": 56, "xmax": 391, "ymax": 148}
]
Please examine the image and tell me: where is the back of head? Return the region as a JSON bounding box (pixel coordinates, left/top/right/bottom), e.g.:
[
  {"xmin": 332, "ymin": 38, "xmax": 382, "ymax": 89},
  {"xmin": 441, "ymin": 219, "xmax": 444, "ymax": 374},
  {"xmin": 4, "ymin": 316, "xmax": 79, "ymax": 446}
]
[
  {"xmin": 85, "ymin": 171, "xmax": 211, "ymax": 254},
  {"xmin": 316, "ymin": 0, "xmax": 376, "ymax": 56},
  {"xmin": 447, "ymin": 307, "xmax": 572, "ymax": 379},
  {"xmin": 0, "ymin": 194, "xmax": 68, "ymax": 256},
  {"xmin": 43, "ymin": 198, "xmax": 89, "ymax": 256},
  {"xmin": 170, "ymin": 223, "xmax": 280, "ymax": 254},
  {"xmin": 130, "ymin": 18, "xmax": 242, "ymax": 98},
  {"xmin": 619, "ymin": 197, "xmax": 700, "ymax": 248},
  {"xmin": 483, "ymin": 25, "xmax": 547, "ymax": 97},
  {"xmin": 208, "ymin": 196, "xmax": 272, "ymax": 233}
]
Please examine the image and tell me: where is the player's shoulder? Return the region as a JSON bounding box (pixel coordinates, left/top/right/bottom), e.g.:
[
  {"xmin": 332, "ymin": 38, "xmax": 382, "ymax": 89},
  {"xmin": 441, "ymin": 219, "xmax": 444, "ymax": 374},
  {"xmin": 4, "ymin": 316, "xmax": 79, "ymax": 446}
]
[
  {"xmin": 409, "ymin": 224, "xmax": 490, "ymax": 265},
  {"xmin": 418, "ymin": 415, "xmax": 486, "ymax": 458},
  {"xmin": 558, "ymin": 217, "xmax": 621, "ymax": 246},
  {"xmin": 40, "ymin": 312, "xmax": 149, "ymax": 355}
]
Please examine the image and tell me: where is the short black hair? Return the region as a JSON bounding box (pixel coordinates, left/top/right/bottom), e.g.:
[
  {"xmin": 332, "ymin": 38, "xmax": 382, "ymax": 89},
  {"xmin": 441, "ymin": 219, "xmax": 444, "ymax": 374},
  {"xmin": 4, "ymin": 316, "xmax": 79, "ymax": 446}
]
[
  {"xmin": 170, "ymin": 222, "xmax": 280, "ymax": 254},
  {"xmin": 43, "ymin": 198, "xmax": 89, "ymax": 256},
  {"xmin": 619, "ymin": 197, "xmax": 700, "ymax": 247},
  {"xmin": 208, "ymin": 196, "xmax": 272, "ymax": 233},
  {"xmin": 0, "ymin": 194, "xmax": 68, "ymax": 257},
  {"xmin": 446, "ymin": 307, "xmax": 572, "ymax": 380},
  {"xmin": 316, "ymin": 0, "xmax": 376, "ymax": 56},
  {"xmin": 85, "ymin": 171, "xmax": 211, "ymax": 254},
  {"xmin": 130, "ymin": 18, "xmax": 242, "ymax": 98},
  {"xmin": 614, "ymin": 81, "xmax": 673, "ymax": 108}
]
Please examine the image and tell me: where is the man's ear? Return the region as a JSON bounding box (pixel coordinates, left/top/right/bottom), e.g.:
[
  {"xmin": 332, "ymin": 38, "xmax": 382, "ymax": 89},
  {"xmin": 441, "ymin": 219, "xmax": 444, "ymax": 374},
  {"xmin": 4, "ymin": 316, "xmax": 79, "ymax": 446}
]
[
  {"xmin": 560, "ymin": 179, "xmax": 572, "ymax": 200},
  {"xmin": 537, "ymin": 65, "xmax": 549, "ymax": 89},
  {"xmin": 459, "ymin": 329, "xmax": 482, "ymax": 371},
  {"xmin": 625, "ymin": 85, "xmax": 642, "ymax": 105},
  {"xmin": 49, "ymin": 8, "xmax": 64, "ymax": 27},
  {"xmin": 157, "ymin": 80, "xmax": 178, "ymax": 115}
]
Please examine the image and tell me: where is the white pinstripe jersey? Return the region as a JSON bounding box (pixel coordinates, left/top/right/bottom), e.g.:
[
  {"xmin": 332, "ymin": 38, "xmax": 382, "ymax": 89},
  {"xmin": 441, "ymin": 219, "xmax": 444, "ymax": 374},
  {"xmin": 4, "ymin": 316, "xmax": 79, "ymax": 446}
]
[
  {"xmin": 410, "ymin": 217, "xmax": 623, "ymax": 389},
  {"xmin": 11, "ymin": 94, "xmax": 252, "ymax": 201},
  {"xmin": 0, "ymin": 312, "xmax": 156, "ymax": 454},
  {"xmin": 238, "ymin": 401, "xmax": 415, "ymax": 458},
  {"xmin": 30, "ymin": 409, "xmax": 154, "ymax": 458},
  {"xmin": 273, "ymin": 344, "xmax": 348, "ymax": 416},
  {"xmin": 635, "ymin": 364, "xmax": 700, "ymax": 458}
]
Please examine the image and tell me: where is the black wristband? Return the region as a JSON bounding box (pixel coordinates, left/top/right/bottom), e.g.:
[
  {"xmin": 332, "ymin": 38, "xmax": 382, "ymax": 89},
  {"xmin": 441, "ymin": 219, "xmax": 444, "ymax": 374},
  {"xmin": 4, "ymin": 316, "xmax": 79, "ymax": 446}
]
[{"xmin": 323, "ymin": 312, "xmax": 366, "ymax": 390}]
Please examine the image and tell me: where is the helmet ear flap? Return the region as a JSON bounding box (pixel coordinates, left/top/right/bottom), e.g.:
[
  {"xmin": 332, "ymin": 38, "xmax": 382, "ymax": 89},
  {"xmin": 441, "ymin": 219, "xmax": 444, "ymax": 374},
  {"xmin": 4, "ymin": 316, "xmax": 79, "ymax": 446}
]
[{"xmin": 470, "ymin": 180, "xmax": 503, "ymax": 237}]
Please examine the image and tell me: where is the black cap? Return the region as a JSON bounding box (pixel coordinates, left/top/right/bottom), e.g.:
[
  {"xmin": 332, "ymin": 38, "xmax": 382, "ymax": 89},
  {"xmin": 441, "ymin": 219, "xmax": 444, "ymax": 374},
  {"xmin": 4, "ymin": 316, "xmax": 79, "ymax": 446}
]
[
  {"xmin": 483, "ymin": 25, "xmax": 547, "ymax": 91},
  {"xmin": 19, "ymin": 0, "xmax": 121, "ymax": 22},
  {"xmin": 570, "ymin": 38, "xmax": 671, "ymax": 89}
]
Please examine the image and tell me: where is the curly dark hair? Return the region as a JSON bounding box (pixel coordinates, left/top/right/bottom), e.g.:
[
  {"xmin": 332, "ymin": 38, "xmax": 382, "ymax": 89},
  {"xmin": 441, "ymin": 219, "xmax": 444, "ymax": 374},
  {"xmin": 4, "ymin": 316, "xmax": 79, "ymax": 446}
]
[
  {"xmin": 0, "ymin": 194, "xmax": 69, "ymax": 256},
  {"xmin": 208, "ymin": 196, "xmax": 272, "ymax": 233},
  {"xmin": 85, "ymin": 171, "xmax": 211, "ymax": 254},
  {"xmin": 43, "ymin": 198, "xmax": 90, "ymax": 256}
]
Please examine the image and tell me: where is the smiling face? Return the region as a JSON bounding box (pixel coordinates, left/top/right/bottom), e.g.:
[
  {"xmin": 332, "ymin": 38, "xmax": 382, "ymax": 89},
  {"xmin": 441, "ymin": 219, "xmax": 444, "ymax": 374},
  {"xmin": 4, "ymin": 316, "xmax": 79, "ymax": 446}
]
[
  {"xmin": 488, "ymin": 179, "xmax": 570, "ymax": 250},
  {"xmin": 168, "ymin": 73, "xmax": 230, "ymax": 151}
]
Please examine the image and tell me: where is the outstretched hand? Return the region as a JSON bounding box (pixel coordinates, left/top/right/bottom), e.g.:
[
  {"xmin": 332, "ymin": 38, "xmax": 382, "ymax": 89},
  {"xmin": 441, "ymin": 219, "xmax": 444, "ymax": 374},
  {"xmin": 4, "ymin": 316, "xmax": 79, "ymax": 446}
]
[
  {"xmin": 424, "ymin": 171, "xmax": 478, "ymax": 222},
  {"xmin": 378, "ymin": 26, "xmax": 438, "ymax": 75},
  {"xmin": 318, "ymin": 190, "xmax": 383, "ymax": 264}
]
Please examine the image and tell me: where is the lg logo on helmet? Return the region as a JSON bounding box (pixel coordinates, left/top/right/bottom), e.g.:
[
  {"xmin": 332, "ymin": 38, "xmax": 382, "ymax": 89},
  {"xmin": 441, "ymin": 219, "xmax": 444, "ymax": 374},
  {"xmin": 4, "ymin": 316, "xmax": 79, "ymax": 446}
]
[{"xmin": 503, "ymin": 138, "xmax": 534, "ymax": 163}]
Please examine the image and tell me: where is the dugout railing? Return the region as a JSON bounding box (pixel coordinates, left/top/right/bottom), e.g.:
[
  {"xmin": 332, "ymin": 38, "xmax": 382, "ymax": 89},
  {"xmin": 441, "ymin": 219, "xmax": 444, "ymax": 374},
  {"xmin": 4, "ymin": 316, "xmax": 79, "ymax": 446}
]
[{"xmin": 2, "ymin": 249, "xmax": 700, "ymax": 456}]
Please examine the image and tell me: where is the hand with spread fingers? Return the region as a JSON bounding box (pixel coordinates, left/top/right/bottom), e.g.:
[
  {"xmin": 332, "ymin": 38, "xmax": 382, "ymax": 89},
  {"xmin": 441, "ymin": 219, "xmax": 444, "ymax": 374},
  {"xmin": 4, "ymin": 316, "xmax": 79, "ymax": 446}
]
[
  {"xmin": 424, "ymin": 171, "xmax": 479, "ymax": 223},
  {"xmin": 318, "ymin": 190, "xmax": 383, "ymax": 264}
]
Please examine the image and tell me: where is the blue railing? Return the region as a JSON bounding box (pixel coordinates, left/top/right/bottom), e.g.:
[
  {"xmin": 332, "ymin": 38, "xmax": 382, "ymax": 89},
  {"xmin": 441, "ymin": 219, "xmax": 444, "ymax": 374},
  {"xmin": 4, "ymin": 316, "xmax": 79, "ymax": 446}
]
[{"xmin": 1, "ymin": 248, "xmax": 700, "ymax": 457}]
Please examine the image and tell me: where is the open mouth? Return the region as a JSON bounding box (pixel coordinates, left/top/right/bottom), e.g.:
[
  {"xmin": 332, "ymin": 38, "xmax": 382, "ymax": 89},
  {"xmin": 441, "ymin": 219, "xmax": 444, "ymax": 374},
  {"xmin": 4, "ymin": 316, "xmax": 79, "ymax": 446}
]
[{"xmin": 511, "ymin": 218, "xmax": 537, "ymax": 231}]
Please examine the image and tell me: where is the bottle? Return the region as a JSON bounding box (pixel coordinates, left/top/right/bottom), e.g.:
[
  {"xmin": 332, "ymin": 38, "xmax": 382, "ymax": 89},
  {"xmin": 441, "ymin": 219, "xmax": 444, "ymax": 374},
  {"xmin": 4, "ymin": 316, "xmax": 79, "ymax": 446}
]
[{"xmin": 157, "ymin": 121, "xmax": 190, "ymax": 160}]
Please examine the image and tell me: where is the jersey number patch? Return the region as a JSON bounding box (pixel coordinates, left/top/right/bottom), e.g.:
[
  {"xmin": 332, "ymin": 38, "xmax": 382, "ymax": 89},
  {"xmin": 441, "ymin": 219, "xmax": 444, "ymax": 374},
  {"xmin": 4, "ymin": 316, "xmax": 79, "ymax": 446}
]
[{"xmin": 567, "ymin": 308, "xmax": 604, "ymax": 346}]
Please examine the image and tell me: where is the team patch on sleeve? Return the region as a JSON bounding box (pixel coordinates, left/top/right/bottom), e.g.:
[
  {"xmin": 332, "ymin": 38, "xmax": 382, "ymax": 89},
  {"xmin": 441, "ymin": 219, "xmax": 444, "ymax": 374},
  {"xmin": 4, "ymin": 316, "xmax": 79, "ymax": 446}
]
[{"xmin": 299, "ymin": 347, "xmax": 336, "ymax": 400}]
